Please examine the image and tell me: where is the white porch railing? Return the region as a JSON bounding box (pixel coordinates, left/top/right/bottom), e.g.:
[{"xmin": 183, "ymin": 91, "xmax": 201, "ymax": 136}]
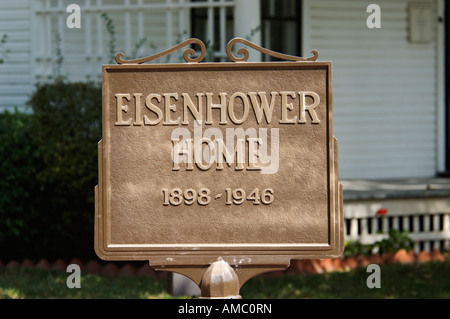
[
  {"xmin": 31, "ymin": 0, "xmax": 235, "ymax": 81},
  {"xmin": 344, "ymin": 195, "xmax": 450, "ymax": 253}
]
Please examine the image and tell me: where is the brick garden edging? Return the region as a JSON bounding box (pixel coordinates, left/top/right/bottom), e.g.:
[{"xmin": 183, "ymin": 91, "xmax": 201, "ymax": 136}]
[
  {"xmin": 1, "ymin": 249, "xmax": 449, "ymax": 278},
  {"xmin": 281, "ymin": 249, "xmax": 449, "ymax": 276}
]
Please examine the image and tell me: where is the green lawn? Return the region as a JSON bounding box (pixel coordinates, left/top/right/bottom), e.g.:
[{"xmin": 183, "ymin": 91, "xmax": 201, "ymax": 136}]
[{"xmin": 1, "ymin": 260, "xmax": 450, "ymax": 299}]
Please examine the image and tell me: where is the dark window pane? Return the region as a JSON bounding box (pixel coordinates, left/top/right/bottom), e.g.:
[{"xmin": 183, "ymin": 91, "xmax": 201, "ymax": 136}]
[{"xmin": 261, "ymin": 0, "xmax": 301, "ymax": 61}]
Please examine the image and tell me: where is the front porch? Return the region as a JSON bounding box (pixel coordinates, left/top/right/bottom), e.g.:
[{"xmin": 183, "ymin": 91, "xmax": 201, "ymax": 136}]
[{"xmin": 342, "ymin": 178, "xmax": 450, "ymax": 253}]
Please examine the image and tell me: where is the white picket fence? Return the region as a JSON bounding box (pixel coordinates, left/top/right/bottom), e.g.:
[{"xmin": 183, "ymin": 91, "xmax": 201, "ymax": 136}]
[{"xmin": 343, "ymin": 196, "xmax": 450, "ymax": 253}]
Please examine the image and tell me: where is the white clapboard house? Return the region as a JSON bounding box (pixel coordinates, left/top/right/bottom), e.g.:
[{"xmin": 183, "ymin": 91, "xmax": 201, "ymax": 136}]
[{"xmin": 1, "ymin": 0, "xmax": 449, "ymax": 252}]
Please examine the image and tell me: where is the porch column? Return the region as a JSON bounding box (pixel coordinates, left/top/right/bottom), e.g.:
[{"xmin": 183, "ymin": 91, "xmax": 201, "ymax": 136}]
[{"xmin": 233, "ymin": 0, "xmax": 261, "ymax": 61}]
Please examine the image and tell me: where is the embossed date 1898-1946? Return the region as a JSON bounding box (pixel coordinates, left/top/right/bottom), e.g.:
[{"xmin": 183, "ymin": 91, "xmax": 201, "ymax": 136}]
[{"xmin": 162, "ymin": 188, "xmax": 274, "ymax": 206}]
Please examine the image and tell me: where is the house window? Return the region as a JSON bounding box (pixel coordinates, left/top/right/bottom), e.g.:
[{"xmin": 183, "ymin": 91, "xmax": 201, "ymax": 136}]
[
  {"xmin": 190, "ymin": 0, "xmax": 235, "ymax": 62},
  {"xmin": 261, "ymin": 0, "xmax": 301, "ymax": 61}
]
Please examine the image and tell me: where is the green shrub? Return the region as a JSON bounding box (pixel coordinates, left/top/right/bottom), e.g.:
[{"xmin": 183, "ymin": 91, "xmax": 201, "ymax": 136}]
[
  {"xmin": 374, "ymin": 229, "xmax": 413, "ymax": 254},
  {"xmin": 344, "ymin": 229, "xmax": 413, "ymax": 258},
  {"xmin": 28, "ymin": 79, "xmax": 102, "ymax": 260},
  {"xmin": 0, "ymin": 80, "xmax": 102, "ymax": 261},
  {"xmin": 28, "ymin": 80, "xmax": 101, "ymax": 202},
  {"xmin": 343, "ymin": 240, "xmax": 372, "ymax": 258},
  {"xmin": 0, "ymin": 109, "xmax": 37, "ymax": 247}
]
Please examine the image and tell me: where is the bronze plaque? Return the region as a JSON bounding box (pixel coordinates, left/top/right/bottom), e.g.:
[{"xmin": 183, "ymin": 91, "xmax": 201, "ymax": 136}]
[{"xmin": 95, "ymin": 40, "xmax": 343, "ymax": 266}]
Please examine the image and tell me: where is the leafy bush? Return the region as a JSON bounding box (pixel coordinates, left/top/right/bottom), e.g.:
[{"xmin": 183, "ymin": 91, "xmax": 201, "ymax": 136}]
[
  {"xmin": 0, "ymin": 109, "xmax": 37, "ymax": 245},
  {"xmin": 344, "ymin": 229, "xmax": 413, "ymax": 258},
  {"xmin": 28, "ymin": 80, "xmax": 101, "ymax": 203},
  {"xmin": 344, "ymin": 240, "xmax": 372, "ymax": 258},
  {"xmin": 0, "ymin": 80, "xmax": 102, "ymax": 261},
  {"xmin": 374, "ymin": 229, "xmax": 413, "ymax": 254}
]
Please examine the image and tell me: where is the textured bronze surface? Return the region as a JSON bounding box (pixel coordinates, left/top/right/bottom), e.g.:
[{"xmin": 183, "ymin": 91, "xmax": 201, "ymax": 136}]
[{"xmin": 95, "ymin": 43, "xmax": 342, "ymax": 269}]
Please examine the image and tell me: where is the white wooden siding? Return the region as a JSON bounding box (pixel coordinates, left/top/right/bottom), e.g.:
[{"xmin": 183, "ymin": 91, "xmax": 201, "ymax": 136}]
[
  {"xmin": 0, "ymin": 0, "xmax": 234, "ymax": 112},
  {"xmin": 304, "ymin": 0, "xmax": 439, "ymax": 180},
  {"xmin": 30, "ymin": 0, "xmax": 234, "ymax": 82},
  {"xmin": 0, "ymin": 0, "xmax": 33, "ymax": 112},
  {"xmin": 0, "ymin": 0, "xmax": 443, "ymax": 182}
]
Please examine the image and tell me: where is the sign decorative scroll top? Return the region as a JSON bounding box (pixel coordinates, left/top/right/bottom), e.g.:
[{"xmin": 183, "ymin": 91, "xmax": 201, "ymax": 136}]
[{"xmin": 95, "ymin": 38, "xmax": 343, "ymax": 295}]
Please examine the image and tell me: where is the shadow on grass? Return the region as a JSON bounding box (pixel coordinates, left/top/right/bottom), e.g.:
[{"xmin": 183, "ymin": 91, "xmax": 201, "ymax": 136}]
[{"xmin": 0, "ymin": 267, "xmax": 176, "ymax": 299}]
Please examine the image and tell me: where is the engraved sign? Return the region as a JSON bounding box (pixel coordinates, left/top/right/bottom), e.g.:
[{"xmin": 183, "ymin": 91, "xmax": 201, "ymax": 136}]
[{"xmin": 95, "ymin": 38, "xmax": 343, "ymax": 269}]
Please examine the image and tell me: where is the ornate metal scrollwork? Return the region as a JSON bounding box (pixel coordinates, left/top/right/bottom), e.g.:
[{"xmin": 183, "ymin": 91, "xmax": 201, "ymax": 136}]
[
  {"xmin": 115, "ymin": 37, "xmax": 318, "ymax": 64},
  {"xmin": 115, "ymin": 38, "xmax": 206, "ymax": 64},
  {"xmin": 226, "ymin": 37, "xmax": 318, "ymax": 62}
]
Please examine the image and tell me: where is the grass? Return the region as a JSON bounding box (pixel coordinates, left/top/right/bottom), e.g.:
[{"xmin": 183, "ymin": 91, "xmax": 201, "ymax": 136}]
[
  {"xmin": 1, "ymin": 260, "xmax": 450, "ymax": 299},
  {"xmin": 241, "ymin": 260, "xmax": 450, "ymax": 299},
  {"xmin": 0, "ymin": 266, "xmax": 173, "ymax": 299}
]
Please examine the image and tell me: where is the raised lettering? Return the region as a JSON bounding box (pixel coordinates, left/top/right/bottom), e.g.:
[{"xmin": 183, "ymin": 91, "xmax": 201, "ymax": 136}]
[
  {"xmin": 163, "ymin": 93, "xmax": 181, "ymax": 125},
  {"xmin": 133, "ymin": 93, "xmax": 143, "ymax": 125},
  {"xmin": 115, "ymin": 93, "xmax": 132, "ymax": 126},
  {"xmin": 228, "ymin": 92, "xmax": 250, "ymax": 124},
  {"xmin": 299, "ymin": 91, "xmax": 321, "ymax": 124},
  {"xmin": 279, "ymin": 91, "xmax": 297, "ymax": 124},
  {"xmin": 182, "ymin": 93, "xmax": 203, "ymax": 125},
  {"xmin": 144, "ymin": 93, "xmax": 163, "ymax": 125},
  {"xmin": 248, "ymin": 91, "xmax": 277, "ymax": 124},
  {"xmin": 206, "ymin": 92, "xmax": 227, "ymax": 125},
  {"xmin": 114, "ymin": 91, "xmax": 322, "ymax": 127}
]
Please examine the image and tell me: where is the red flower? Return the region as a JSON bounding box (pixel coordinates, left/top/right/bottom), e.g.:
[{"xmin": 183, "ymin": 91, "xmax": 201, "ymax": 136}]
[{"xmin": 376, "ymin": 208, "xmax": 388, "ymax": 216}]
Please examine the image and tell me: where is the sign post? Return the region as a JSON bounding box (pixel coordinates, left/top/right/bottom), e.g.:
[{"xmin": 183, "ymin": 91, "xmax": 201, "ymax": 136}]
[{"xmin": 95, "ymin": 38, "xmax": 343, "ymax": 298}]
